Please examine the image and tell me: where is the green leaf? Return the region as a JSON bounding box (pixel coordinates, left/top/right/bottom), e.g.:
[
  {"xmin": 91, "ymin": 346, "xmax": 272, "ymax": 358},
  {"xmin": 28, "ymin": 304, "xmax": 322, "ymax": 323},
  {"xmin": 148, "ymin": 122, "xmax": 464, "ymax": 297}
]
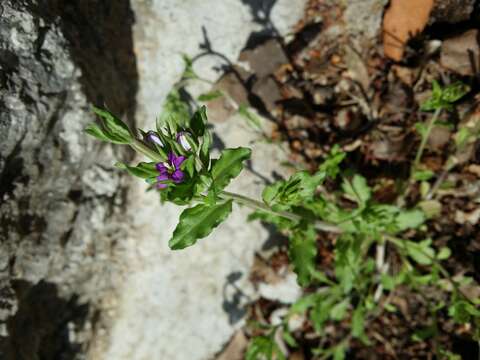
[
  {"xmin": 421, "ymin": 80, "xmax": 469, "ymax": 111},
  {"xmin": 181, "ymin": 54, "xmax": 198, "ymax": 80},
  {"xmin": 262, "ymin": 181, "xmax": 285, "ymax": 206},
  {"xmin": 200, "ymin": 131, "xmax": 212, "ymax": 167},
  {"xmin": 318, "ymin": 145, "xmax": 346, "ymax": 179},
  {"xmin": 311, "ymin": 296, "xmax": 335, "ymax": 332},
  {"xmin": 85, "ymin": 123, "xmax": 125, "ymax": 144},
  {"xmin": 116, "ymin": 162, "xmax": 159, "ymax": 179},
  {"xmin": 383, "ymin": 303, "xmax": 397, "ymax": 312},
  {"xmin": 289, "ymin": 293, "xmax": 318, "ymax": 315},
  {"xmin": 342, "ymin": 175, "xmax": 371, "ymax": 206},
  {"xmin": 92, "ymin": 106, "xmax": 132, "ymax": 143},
  {"xmin": 333, "ymin": 344, "xmax": 347, "ymax": 360},
  {"xmin": 211, "ymin": 147, "xmax": 251, "ymax": 191},
  {"xmin": 190, "ymin": 106, "xmax": 208, "ymax": 137},
  {"xmin": 403, "ymin": 239, "xmax": 435, "ymax": 265},
  {"xmin": 413, "ymin": 169, "xmax": 435, "ymax": 181},
  {"xmin": 198, "ymin": 90, "xmax": 223, "ymax": 102},
  {"xmin": 395, "ymin": 209, "xmax": 425, "ymax": 231},
  {"xmin": 282, "ymin": 330, "xmax": 298, "ymax": 348},
  {"xmin": 442, "ymin": 82, "xmax": 470, "ymax": 103},
  {"xmin": 330, "ymin": 299, "xmax": 350, "ymax": 321},
  {"xmin": 351, "ymin": 305, "xmax": 365, "ymax": 338},
  {"xmin": 158, "ymin": 90, "xmax": 190, "ymax": 131},
  {"xmin": 245, "ymin": 336, "xmax": 285, "ymax": 360},
  {"xmin": 289, "ymin": 227, "xmax": 317, "ymax": 287},
  {"xmin": 238, "ymin": 104, "xmax": 262, "ymax": 130},
  {"xmin": 437, "ymin": 246, "xmax": 451, "ymax": 260},
  {"xmin": 169, "ymin": 200, "xmax": 233, "ymax": 250}
]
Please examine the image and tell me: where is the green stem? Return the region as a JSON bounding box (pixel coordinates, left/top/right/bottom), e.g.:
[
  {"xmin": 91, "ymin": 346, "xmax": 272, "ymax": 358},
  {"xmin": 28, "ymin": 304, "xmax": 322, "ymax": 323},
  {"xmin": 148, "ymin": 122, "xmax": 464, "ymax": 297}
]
[
  {"xmin": 385, "ymin": 234, "xmax": 477, "ymax": 307},
  {"xmin": 220, "ymin": 191, "xmax": 343, "ymax": 233},
  {"xmin": 412, "ymin": 108, "xmax": 442, "ymax": 175},
  {"xmin": 398, "ymin": 108, "xmax": 442, "ymax": 206},
  {"xmin": 131, "ymin": 139, "xmax": 164, "ymax": 162}
]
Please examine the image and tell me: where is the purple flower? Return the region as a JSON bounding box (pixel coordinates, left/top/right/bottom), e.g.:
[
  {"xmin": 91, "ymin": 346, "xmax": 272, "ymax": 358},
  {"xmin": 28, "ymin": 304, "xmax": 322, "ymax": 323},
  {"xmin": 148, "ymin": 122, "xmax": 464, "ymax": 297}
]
[{"xmin": 155, "ymin": 152, "xmax": 186, "ymax": 189}]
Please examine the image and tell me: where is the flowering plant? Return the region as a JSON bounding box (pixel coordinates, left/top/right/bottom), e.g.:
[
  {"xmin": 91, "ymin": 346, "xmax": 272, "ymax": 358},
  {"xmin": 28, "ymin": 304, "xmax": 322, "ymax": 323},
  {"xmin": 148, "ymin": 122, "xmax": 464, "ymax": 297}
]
[{"xmin": 85, "ymin": 79, "xmax": 479, "ymax": 359}]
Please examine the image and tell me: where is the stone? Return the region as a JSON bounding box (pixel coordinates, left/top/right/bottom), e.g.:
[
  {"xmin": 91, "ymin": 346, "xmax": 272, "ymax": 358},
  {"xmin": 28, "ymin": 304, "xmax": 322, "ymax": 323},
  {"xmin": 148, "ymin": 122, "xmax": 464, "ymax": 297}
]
[
  {"xmin": 103, "ymin": 1, "xmax": 307, "ymax": 360},
  {"xmin": 430, "ymin": 0, "xmax": 476, "ymax": 24},
  {"xmin": 239, "ymin": 39, "xmax": 290, "ymax": 78},
  {"xmin": 441, "ymin": 29, "xmax": 480, "ymax": 76},
  {"xmin": 252, "ymin": 76, "xmax": 282, "ymax": 112},
  {"xmin": 0, "ymin": 0, "xmax": 137, "ymax": 358}
]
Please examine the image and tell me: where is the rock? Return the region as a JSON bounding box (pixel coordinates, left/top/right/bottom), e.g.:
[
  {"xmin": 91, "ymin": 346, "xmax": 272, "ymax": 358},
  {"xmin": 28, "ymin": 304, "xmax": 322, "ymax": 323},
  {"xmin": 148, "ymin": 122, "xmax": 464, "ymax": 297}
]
[
  {"xmin": 258, "ymin": 271, "xmax": 303, "ymax": 304},
  {"xmin": 252, "ymin": 76, "xmax": 282, "ymax": 112},
  {"xmin": 239, "ymin": 39, "xmax": 290, "ymax": 78},
  {"xmin": 0, "ymin": 0, "xmax": 137, "ymax": 358},
  {"xmin": 104, "ymin": 1, "xmax": 307, "ymax": 360},
  {"xmin": 440, "ymin": 29, "xmax": 480, "ymax": 76},
  {"xmin": 207, "ymin": 71, "xmax": 249, "ymax": 123},
  {"xmin": 344, "ymin": 0, "xmax": 388, "ymax": 45},
  {"xmin": 430, "ymin": 0, "xmax": 476, "ymax": 24}
]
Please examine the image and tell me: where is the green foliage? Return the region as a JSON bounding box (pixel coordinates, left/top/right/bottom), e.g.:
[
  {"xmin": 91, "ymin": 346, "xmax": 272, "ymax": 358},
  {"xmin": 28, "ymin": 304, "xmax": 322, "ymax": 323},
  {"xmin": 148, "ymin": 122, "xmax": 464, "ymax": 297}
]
[
  {"xmin": 210, "ymin": 147, "xmax": 252, "ymax": 192},
  {"xmin": 169, "ymin": 200, "xmax": 233, "ymax": 250},
  {"xmin": 245, "ymin": 334, "xmax": 286, "ymax": 360},
  {"xmin": 421, "ymin": 80, "xmax": 469, "ymax": 111},
  {"xmin": 288, "ymin": 226, "xmax": 317, "ymax": 287},
  {"xmin": 85, "ymin": 107, "xmax": 133, "ymax": 144},
  {"xmin": 262, "ymin": 170, "xmax": 325, "ymax": 207},
  {"xmin": 198, "ymin": 90, "xmax": 223, "ymax": 102},
  {"xmin": 115, "ymin": 162, "xmax": 159, "ymax": 179},
  {"xmin": 190, "ymin": 106, "xmax": 208, "ymax": 137},
  {"xmin": 157, "ymin": 89, "xmax": 191, "ymax": 131},
  {"xmin": 341, "ymin": 175, "xmax": 371, "ymax": 207},
  {"xmin": 181, "ymin": 54, "xmax": 199, "ymax": 80},
  {"xmin": 238, "ymin": 104, "xmax": 263, "ymax": 131},
  {"xmin": 86, "ymin": 73, "xmax": 480, "ymax": 358}
]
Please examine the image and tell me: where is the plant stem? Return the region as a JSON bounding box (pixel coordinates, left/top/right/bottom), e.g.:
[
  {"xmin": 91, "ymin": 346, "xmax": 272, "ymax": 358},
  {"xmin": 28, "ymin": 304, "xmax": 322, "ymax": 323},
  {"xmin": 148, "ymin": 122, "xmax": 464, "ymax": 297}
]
[
  {"xmin": 412, "ymin": 108, "xmax": 442, "ymax": 175},
  {"xmin": 220, "ymin": 190, "xmax": 343, "ymax": 233},
  {"xmin": 398, "ymin": 108, "xmax": 442, "ymax": 206},
  {"xmin": 384, "ymin": 234, "xmax": 477, "ymax": 307},
  {"xmin": 131, "ymin": 139, "xmax": 164, "ymax": 162}
]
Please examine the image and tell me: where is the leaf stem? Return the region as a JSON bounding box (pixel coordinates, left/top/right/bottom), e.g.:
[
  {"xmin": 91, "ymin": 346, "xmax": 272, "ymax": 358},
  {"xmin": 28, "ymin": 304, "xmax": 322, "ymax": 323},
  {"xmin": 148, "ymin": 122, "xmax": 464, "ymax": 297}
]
[
  {"xmin": 219, "ymin": 190, "xmax": 343, "ymax": 233},
  {"xmin": 412, "ymin": 108, "xmax": 442, "ymax": 175},
  {"xmin": 131, "ymin": 139, "xmax": 165, "ymax": 162},
  {"xmin": 384, "ymin": 234, "xmax": 477, "ymax": 307}
]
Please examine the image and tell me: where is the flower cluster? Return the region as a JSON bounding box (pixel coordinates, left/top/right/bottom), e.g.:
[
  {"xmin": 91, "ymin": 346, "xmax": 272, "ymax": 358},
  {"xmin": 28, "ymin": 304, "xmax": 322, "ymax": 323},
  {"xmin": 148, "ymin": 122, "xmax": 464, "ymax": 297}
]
[{"xmin": 155, "ymin": 152, "xmax": 186, "ymax": 189}]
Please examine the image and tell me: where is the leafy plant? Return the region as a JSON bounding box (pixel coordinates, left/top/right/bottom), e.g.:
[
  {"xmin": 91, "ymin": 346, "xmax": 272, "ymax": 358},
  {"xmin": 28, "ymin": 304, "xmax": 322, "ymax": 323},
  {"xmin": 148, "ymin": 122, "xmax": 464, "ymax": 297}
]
[{"xmin": 85, "ymin": 70, "xmax": 478, "ymax": 359}]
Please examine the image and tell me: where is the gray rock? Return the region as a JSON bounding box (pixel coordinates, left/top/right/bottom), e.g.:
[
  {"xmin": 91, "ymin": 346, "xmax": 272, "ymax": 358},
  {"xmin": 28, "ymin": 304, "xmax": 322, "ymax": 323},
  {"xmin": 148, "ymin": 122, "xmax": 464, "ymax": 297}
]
[
  {"xmin": 431, "ymin": 0, "xmax": 476, "ymax": 24},
  {"xmin": 0, "ymin": 0, "xmax": 137, "ymax": 358}
]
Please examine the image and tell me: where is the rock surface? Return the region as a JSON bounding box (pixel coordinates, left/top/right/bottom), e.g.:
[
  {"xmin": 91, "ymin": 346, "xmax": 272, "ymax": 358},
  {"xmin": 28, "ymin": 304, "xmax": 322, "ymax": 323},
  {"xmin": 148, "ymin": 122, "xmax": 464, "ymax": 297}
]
[
  {"xmin": 102, "ymin": 1, "xmax": 306, "ymax": 359},
  {"xmin": 0, "ymin": 0, "xmax": 137, "ymax": 358}
]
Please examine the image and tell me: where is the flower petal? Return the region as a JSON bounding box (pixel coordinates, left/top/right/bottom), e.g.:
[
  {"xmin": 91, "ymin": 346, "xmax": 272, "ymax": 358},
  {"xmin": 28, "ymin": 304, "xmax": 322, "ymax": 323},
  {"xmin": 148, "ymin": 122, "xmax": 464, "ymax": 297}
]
[
  {"xmin": 168, "ymin": 152, "xmax": 175, "ymax": 165},
  {"xmin": 157, "ymin": 174, "xmax": 169, "ymax": 182},
  {"xmin": 156, "ymin": 182, "xmax": 168, "ymax": 189},
  {"xmin": 156, "ymin": 162, "xmax": 169, "ymax": 175},
  {"xmin": 172, "ymin": 155, "xmax": 186, "ymax": 169},
  {"xmin": 171, "ymin": 169, "xmax": 184, "ymax": 183}
]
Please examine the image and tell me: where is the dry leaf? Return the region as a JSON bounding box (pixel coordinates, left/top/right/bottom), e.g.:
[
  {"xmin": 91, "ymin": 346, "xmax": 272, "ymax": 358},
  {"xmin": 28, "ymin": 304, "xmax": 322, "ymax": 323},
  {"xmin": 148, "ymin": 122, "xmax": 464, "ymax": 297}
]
[
  {"xmin": 383, "ymin": 0, "xmax": 434, "ymax": 61},
  {"xmin": 216, "ymin": 331, "xmax": 248, "ymax": 360},
  {"xmin": 455, "ymin": 208, "xmax": 480, "ymax": 225}
]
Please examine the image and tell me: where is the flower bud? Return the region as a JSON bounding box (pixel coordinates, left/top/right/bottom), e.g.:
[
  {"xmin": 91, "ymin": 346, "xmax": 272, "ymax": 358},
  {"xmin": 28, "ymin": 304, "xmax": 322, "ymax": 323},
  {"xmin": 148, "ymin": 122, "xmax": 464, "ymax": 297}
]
[
  {"xmin": 147, "ymin": 131, "xmax": 164, "ymax": 146},
  {"xmin": 176, "ymin": 131, "xmax": 192, "ymax": 151}
]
